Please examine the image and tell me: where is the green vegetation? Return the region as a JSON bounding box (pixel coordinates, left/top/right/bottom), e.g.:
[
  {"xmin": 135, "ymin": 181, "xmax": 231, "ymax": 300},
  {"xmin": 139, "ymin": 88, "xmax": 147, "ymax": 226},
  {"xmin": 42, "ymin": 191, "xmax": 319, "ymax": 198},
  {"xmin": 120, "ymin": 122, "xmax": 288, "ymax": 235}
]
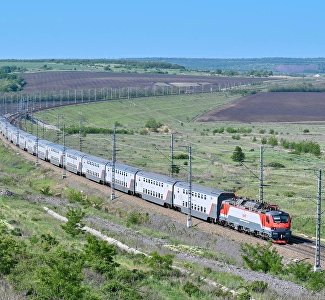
[
  {"xmin": 0, "ymin": 65, "xmax": 25, "ymax": 92},
  {"xmin": 65, "ymin": 126, "xmax": 133, "ymax": 135},
  {"xmin": 232, "ymin": 146, "xmax": 245, "ymax": 162},
  {"xmin": 269, "ymin": 83, "xmax": 325, "ymax": 92},
  {"xmin": 241, "ymin": 243, "xmax": 325, "ymax": 292},
  {"xmin": 280, "ymin": 139, "xmax": 321, "ymax": 156}
]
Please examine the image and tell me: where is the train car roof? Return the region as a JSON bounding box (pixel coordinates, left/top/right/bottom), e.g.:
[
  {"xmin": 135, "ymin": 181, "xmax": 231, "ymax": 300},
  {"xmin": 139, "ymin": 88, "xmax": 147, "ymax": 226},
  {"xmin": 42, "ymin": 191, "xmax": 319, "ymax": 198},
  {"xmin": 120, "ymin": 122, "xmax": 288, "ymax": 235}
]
[
  {"xmin": 66, "ymin": 149, "xmax": 87, "ymax": 157},
  {"xmin": 38, "ymin": 139, "xmax": 54, "ymax": 146},
  {"xmin": 137, "ymin": 170, "xmax": 178, "ymax": 184},
  {"xmin": 113, "ymin": 162, "xmax": 141, "ymax": 174},
  {"xmin": 174, "ymin": 181, "xmax": 234, "ymax": 197},
  {"xmin": 49, "ymin": 143, "xmax": 65, "ymax": 151},
  {"xmin": 83, "ymin": 154, "xmax": 111, "ymax": 165}
]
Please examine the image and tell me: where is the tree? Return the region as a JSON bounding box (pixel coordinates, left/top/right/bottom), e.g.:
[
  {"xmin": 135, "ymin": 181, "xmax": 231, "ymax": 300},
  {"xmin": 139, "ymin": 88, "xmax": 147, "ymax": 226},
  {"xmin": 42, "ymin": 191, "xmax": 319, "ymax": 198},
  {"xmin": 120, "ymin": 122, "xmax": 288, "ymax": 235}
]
[
  {"xmin": 61, "ymin": 208, "xmax": 85, "ymax": 237},
  {"xmin": 35, "ymin": 248, "xmax": 86, "ymax": 300},
  {"xmin": 241, "ymin": 243, "xmax": 283, "ymax": 274},
  {"xmin": 0, "ymin": 234, "xmax": 24, "ymax": 275},
  {"xmin": 231, "ymin": 146, "xmax": 245, "ymax": 162},
  {"xmin": 84, "ymin": 235, "xmax": 118, "ymax": 274}
]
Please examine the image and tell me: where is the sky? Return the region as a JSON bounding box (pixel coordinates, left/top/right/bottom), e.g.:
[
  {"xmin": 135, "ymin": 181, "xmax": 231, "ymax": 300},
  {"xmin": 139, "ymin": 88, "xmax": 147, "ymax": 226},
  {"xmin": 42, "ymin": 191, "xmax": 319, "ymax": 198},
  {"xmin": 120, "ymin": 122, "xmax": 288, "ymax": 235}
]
[{"xmin": 1, "ymin": 0, "xmax": 324, "ymax": 59}]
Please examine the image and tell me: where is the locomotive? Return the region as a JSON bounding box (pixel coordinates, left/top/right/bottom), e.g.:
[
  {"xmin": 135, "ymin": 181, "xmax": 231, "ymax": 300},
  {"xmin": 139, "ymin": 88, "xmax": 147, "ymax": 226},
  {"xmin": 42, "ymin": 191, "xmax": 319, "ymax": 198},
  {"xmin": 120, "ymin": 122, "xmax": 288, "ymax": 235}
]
[{"xmin": 0, "ymin": 116, "xmax": 291, "ymax": 244}]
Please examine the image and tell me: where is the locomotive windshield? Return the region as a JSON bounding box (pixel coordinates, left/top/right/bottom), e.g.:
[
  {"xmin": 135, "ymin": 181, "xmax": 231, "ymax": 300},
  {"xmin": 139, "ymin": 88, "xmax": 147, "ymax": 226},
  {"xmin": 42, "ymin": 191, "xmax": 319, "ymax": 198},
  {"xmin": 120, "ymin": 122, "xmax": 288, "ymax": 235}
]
[{"xmin": 272, "ymin": 214, "xmax": 289, "ymax": 223}]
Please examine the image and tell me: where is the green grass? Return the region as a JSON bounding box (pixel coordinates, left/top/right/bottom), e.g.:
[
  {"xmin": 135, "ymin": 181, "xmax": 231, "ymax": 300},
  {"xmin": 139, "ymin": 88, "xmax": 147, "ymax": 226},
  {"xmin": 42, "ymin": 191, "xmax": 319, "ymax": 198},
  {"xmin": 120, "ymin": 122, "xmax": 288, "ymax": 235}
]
[{"xmin": 33, "ymin": 90, "xmax": 325, "ymax": 239}]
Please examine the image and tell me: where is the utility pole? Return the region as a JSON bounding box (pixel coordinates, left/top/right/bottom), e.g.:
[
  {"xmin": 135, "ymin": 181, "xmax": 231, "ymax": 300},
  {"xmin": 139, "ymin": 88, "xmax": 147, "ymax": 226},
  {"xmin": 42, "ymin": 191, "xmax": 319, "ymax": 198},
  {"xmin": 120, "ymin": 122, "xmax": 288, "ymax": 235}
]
[
  {"xmin": 79, "ymin": 114, "xmax": 83, "ymax": 152},
  {"xmin": 170, "ymin": 133, "xmax": 174, "ymax": 177},
  {"xmin": 111, "ymin": 125, "xmax": 116, "ymax": 201},
  {"xmin": 35, "ymin": 119, "xmax": 39, "ymax": 166},
  {"xmin": 259, "ymin": 145, "xmax": 264, "ymax": 203},
  {"xmin": 187, "ymin": 145, "xmax": 192, "ymax": 228},
  {"xmin": 314, "ymin": 169, "xmax": 322, "ymax": 272},
  {"xmin": 62, "ymin": 124, "xmax": 66, "ymax": 179},
  {"xmin": 57, "ymin": 115, "xmax": 60, "ymax": 141}
]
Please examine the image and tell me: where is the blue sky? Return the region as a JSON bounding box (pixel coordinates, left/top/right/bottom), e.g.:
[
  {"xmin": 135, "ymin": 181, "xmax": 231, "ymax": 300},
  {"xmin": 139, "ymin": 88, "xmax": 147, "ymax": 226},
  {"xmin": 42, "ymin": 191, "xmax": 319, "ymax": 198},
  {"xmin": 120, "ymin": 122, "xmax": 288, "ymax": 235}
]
[{"xmin": 1, "ymin": 0, "xmax": 324, "ymax": 58}]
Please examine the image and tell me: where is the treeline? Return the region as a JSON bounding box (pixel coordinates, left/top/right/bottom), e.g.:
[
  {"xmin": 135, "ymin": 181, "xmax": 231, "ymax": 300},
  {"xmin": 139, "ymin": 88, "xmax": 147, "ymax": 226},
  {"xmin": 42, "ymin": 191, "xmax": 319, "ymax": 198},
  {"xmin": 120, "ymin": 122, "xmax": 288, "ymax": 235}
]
[
  {"xmin": 107, "ymin": 59, "xmax": 185, "ymax": 70},
  {"xmin": 281, "ymin": 139, "xmax": 321, "ymax": 156},
  {"xmin": 65, "ymin": 126, "xmax": 134, "ymax": 135},
  {"xmin": 269, "ymin": 83, "xmax": 325, "ymax": 92},
  {"xmin": 0, "ymin": 65, "xmax": 25, "ymax": 92}
]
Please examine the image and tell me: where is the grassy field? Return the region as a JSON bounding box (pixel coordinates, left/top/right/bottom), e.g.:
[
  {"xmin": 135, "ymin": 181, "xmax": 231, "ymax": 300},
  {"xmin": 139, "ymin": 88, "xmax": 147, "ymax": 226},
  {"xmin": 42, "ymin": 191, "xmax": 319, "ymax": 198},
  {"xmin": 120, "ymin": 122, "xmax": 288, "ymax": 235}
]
[
  {"xmin": 0, "ymin": 140, "xmax": 283, "ymax": 299},
  {"xmin": 32, "ymin": 90, "xmax": 325, "ymax": 239}
]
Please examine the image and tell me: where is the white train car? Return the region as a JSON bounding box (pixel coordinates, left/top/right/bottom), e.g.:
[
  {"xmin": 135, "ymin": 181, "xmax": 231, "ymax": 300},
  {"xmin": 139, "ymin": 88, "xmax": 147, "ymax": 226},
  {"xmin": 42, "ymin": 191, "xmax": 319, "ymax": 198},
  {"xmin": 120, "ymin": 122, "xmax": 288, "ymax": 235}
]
[
  {"xmin": 105, "ymin": 163, "xmax": 140, "ymax": 194},
  {"xmin": 173, "ymin": 182, "xmax": 235, "ymax": 222},
  {"xmin": 82, "ymin": 155, "xmax": 110, "ymax": 183},
  {"xmin": 18, "ymin": 131, "xmax": 30, "ymax": 150},
  {"xmin": 10, "ymin": 127, "xmax": 20, "ymax": 146},
  {"xmin": 48, "ymin": 143, "xmax": 65, "ymax": 167},
  {"xmin": 37, "ymin": 140, "xmax": 53, "ymax": 161},
  {"xmin": 26, "ymin": 134, "xmax": 37, "ymax": 155},
  {"xmin": 135, "ymin": 171, "xmax": 178, "ymax": 206},
  {"xmin": 65, "ymin": 149, "xmax": 87, "ymax": 175}
]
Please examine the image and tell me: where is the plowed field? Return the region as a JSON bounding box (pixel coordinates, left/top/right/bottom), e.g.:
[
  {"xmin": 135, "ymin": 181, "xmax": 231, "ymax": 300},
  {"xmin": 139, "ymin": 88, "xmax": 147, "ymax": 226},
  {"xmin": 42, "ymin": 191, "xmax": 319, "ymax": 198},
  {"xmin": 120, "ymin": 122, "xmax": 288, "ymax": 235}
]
[
  {"xmin": 22, "ymin": 71, "xmax": 269, "ymax": 92},
  {"xmin": 197, "ymin": 92, "xmax": 325, "ymax": 122}
]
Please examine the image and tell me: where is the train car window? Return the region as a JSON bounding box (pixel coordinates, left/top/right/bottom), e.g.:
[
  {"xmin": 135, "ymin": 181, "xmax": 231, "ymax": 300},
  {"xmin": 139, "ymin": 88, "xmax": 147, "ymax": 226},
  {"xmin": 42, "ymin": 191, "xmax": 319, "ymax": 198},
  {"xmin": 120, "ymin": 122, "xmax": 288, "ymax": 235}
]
[
  {"xmin": 266, "ymin": 216, "xmax": 270, "ymax": 223},
  {"xmin": 204, "ymin": 208, "xmax": 206, "ymax": 213},
  {"xmin": 204, "ymin": 195, "xmax": 206, "ymax": 200},
  {"xmin": 162, "ymin": 183, "xmax": 164, "ymax": 187},
  {"xmin": 191, "ymin": 204, "xmax": 193, "ymax": 209},
  {"xmin": 195, "ymin": 193, "xmax": 197, "ymax": 197},
  {"xmin": 185, "ymin": 202, "xmax": 188, "ymax": 207},
  {"xmin": 182, "ymin": 201, "xmax": 184, "ymax": 206}
]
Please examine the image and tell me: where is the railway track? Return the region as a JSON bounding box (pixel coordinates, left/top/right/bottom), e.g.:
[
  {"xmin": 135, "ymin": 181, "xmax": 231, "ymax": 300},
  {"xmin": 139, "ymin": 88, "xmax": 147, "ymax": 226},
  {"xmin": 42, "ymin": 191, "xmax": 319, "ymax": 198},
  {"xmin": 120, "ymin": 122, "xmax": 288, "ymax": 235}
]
[{"xmin": 1, "ymin": 117, "xmax": 324, "ymax": 269}]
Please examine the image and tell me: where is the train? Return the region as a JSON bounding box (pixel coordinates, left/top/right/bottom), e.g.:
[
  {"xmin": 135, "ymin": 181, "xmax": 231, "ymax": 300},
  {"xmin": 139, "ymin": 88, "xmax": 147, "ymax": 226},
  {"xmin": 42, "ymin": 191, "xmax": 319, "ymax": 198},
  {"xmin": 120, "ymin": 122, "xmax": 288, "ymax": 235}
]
[{"xmin": 0, "ymin": 116, "xmax": 292, "ymax": 244}]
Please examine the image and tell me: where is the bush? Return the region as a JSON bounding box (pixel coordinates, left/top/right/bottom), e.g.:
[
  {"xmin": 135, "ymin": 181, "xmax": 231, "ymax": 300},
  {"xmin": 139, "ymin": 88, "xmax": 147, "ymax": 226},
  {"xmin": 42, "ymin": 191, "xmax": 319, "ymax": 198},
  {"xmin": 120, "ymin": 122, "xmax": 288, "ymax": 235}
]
[
  {"xmin": 248, "ymin": 280, "xmax": 268, "ymax": 293},
  {"xmin": 213, "ymin": 127, "xmax": 224, "ymax": 134},
  {"xmin": 126, "ymin": 212, "xmax": 149, "ymax": 227},
  {"xmin": 40, "ymin": 185, "xmax": 53, "ymax": 196},
  {"xmin": 145, "ymin": 118, "xmax": 162, "ymax": 131},
  {"xmin": 259, "ymin": 129, "xmax": 266, "ymax": 134},
  {"xmin": 61, "ymin": 208, "xmax": 85, "ymax": 237},
  {"xmin": 241, "ymin": 243, "xmax": 283, "ymax": 274},
  {"xmin": 286, "ymin": 261, "xmax": 312, "ymax": 282},
  {"xmin": 268, "ymin": 136, "xmax": 278, "ymax": 146},
  {"xmin": 306, "ymin": 271, "xmax": 325, "ymax": 291},
  {"xmin": 173, "ymin": 153, "xmax": 188, "ymax": 159},
  {"xmin": 267, "ymin": 162, "xmax": 285, "ymax": 168},
  {"xmin": 232, "ymin": 134, "xmax": 241, "ymax": 140},
  {"xmin": 183, "ymin": 281, "xmax": 201, "ymax": 296},
  {"xmin": 232, "ymin": 146, "xmax": 245, "ymax": 162},
  {"xmin": 280, "ymin": 139, "xmax": 321, "ymax": 156},
  {"xmin": 284, "ymin": 191, "xmax": 295, "ymax": 197},
  {"xmin": 269, "ymin": 129, "xmax": 275, "ymax": 134},
  {"xmin": 261, "ymin": 137, "xmax": 267, "ymax": 144},
  {"xmin": 252, "ymin": 136, "xmax": 257, "ymax": 142},
  {"xmin": 303, "ymin": 129, "xmax": 310, "ymax": 133}
]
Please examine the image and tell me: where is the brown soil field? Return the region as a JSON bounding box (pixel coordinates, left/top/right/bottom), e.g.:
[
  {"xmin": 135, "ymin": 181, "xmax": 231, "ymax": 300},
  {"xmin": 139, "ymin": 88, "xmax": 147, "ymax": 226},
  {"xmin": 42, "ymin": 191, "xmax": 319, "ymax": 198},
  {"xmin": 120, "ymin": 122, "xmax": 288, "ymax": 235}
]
[
  {"xmin": 21, "ymin": 71, "xmax": 270, "ymax": 92},
  {"xmin": 197, "ymin": 92, "xmax": 325, "ymax": 122}
]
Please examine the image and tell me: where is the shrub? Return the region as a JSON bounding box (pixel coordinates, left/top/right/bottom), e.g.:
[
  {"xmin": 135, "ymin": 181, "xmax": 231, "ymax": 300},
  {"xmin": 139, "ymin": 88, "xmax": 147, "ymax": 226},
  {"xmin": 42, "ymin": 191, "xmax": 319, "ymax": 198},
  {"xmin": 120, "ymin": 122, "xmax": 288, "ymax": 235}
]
[
  {"xmin": 267, "ymin": 162, "xmax": 285, "ymax": 168},
  {"xmin": 40, "ymin": 185, "xmax": 53, "ymax": 196},
  {"xmin": 269, "ymin": 129, "xmax": 275, "ymax": 134},
  {"xmin": 147, "ymin": 251, "xmax": 174, "ymax": 271},
  {"xmin": 173, "ymin": 153, "xmax": 188, "ymax": 160},
  {"xmin": 213, "ymin": 127, "xmax": 224, "ymax": 134},
  {"xmin": 268, "ymin": 136, "xmax": 278, "ymax": 146},
  {"xmin": 284, "ymin": 191, "xmax": 295, "ymax": 197},
  {"xmin": 67, "ymin": 189, "xmax": 87, "ymax": 204},
  {"xmin": 286, "ymin": 261, "xmax": 312, "ymax": 282},
  {"xmin": 232, "ymin": 146, "xmax": 245, "ymax": 162},
  {"xmin": 126, "ymin": 212, "xmax": 149, "ymax": 227},
  {"xmin": 61, "ymin": 208, "xmax": 85, "ymax": 237},
  {"xmin": 259, "ymin": 129, "xmax": 266, "ymax": 134},
  {"xmin": 306, "ymin": 271, "xmax": 325, "ymax": 291},
  {"xmin": 145, "ymin": 118, "xmax": 162, "ymax": 131},
  {"xmin": 248, "ymin": 280, "xmax": 268, "ymax": 293},
  {"xmin": 241, "ymin": 243, "xmax": 283, "ymax": 274},
  {"xmin": 261, "ymin": 137, "xmax": 267, "ymax": 144},
  {"xmin": 232, "ymin": 134, "xmax": 241, "ymax": 140},
  {"xmin": 183, "ymin": 282, "xmax": 201, "ymax": 297},
  {"xmin": 252, "ymin": 136, "xmax": 257, "ymax": 142},
  {"xmin": 303, "ymin": 129, "xmax": 310, "ymax": 133}
]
